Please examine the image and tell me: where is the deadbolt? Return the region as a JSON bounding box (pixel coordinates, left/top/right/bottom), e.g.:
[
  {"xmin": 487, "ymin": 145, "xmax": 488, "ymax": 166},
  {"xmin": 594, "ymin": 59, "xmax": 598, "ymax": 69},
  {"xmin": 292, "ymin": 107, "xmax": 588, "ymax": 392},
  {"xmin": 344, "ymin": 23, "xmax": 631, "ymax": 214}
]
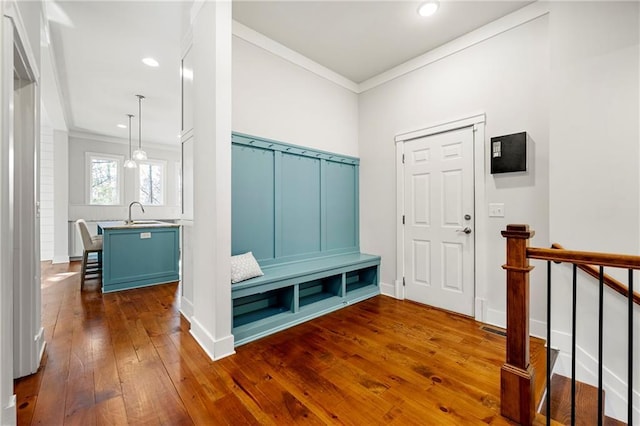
[{"xmin": 464, "ymin": 214, "xmax": 471, "ymax": 220}]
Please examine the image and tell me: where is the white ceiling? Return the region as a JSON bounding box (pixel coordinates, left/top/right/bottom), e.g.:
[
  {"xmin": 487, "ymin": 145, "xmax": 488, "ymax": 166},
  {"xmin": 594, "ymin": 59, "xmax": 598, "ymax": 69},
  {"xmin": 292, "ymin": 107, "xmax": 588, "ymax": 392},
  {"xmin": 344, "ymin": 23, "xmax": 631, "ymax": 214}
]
[
  {"xmin": 47, "ymin": 0, "xmax": 531, "ymax": 146},
  {"xmin": 233, "ymin": 1, "xmax": 532, "ymax": 83},
  {"xmin": 48, "ymin": 1, "xmax": 185, "ymax": 146}
]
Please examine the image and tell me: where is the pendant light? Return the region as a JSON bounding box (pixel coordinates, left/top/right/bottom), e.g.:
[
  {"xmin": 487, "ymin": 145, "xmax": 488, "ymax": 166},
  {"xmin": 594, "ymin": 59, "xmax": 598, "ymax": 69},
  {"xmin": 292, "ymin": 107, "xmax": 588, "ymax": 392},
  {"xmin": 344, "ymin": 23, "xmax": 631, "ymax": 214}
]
[
  {"xmin": 124, "ymin": 114, "xmax": 137, "ymax": 169},
  {"xmin": 132, "ymin": 94, "xmax": 147, "ymax": 161}
]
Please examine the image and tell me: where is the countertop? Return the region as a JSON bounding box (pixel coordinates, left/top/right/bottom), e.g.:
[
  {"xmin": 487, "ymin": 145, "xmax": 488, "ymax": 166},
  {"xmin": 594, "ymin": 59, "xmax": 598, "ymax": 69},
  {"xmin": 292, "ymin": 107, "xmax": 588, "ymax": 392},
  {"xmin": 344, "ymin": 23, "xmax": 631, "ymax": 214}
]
[{"xmin": 97, "ymin": 220, "xmax": 180, "ymax": 230}]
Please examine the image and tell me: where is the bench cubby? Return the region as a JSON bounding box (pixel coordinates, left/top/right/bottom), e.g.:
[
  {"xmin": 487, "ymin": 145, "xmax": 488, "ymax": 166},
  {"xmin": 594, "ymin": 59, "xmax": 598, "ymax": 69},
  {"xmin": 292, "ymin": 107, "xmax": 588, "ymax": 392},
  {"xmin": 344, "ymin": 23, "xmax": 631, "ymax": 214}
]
[
  {"xmin": 298, "ymin": 274, "xmax": 342, "ymax": 308},
  {"xmin": 231, "ymin": 253, "xmax": 380, "ymax": 346},
  {"xmin": 233, "ymin": 287, "xmax": 295, "ymax": 328},
  {"xmin": 346, "ymin": 265, "xmax": 379, "ymax": 300}
]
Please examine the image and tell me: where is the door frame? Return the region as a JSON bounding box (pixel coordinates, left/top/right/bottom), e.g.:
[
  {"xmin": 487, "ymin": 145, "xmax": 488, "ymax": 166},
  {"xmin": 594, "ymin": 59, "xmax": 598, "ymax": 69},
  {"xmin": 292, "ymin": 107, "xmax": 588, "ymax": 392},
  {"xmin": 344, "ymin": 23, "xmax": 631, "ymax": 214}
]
[{"xmin": 395, "ymin": 113, "xmax": 486, "ymax": 321}]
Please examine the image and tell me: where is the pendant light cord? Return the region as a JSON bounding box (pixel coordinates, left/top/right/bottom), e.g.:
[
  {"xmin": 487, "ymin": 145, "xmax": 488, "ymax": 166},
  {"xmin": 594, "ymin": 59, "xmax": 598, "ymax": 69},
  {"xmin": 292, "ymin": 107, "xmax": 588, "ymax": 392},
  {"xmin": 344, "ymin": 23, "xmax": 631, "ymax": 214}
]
[
  {"xmin": 127, "ymin": 114, "xmax": 134, "ymax": 157},
  {"xmin": 136, "ymin": 94, "xmax": 145, "ymax": 150}
]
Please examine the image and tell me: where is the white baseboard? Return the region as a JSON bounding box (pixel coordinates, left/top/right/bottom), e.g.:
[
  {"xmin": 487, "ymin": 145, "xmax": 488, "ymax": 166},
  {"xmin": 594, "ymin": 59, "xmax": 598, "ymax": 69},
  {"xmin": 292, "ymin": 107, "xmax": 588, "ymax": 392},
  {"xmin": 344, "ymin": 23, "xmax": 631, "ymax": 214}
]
[
  {"xmin": 553, "ymin": 346, "xmax": 639, "ymax": 423},
  {"xmin": 379, "ymin": 281, "xmax": 396, "ymax": 298},
  {"xmin": 2, "ymin": 394, "xmax": 16, "ymax": 425},
  {"xmin": 179, "ymin": 296, "xmax": 194, "ymax": 322},
  {"xmin": 485, "ymin": 308, "xmax": 547, "ymax": 340},
  {"xmin": 530, "ymin": 318, "xmax": 547, "ymax": 340},
  {"xmin": 474, "ymin": 298, "xmax": 486, "ymax": 323},
  {"xmin": 189, "ymin": 316, "xmax": 235, "ymax": 361},
  {"xmin": 486, "ymin": 308, "xmax": 506, "ymax": 330},
  {"xmin": 35, "ymin": 327, "xmax": 45, "ymax": 370},
  {"xmin": 51, "ymin": 256, "xmax": 69, "ymax": 264}
]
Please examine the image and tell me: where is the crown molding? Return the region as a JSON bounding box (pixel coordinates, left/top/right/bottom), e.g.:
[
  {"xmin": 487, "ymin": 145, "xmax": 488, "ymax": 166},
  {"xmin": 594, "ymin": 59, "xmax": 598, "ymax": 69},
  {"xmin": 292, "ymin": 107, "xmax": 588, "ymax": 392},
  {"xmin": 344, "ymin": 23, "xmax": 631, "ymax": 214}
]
[
  {"xmin": 359, "ymin": 1, "xmax": 550, "ymax": 93},
  {"xmin": 232, "ymin": 20, "xmax": 360, "ymax": 94},
  {"xmin": 69, "ymin": 129, "xmax": 180, "ymax": 152},
  {"xmin": 231, "ymin": 2, "xmax": 549, "ymax": 95}
]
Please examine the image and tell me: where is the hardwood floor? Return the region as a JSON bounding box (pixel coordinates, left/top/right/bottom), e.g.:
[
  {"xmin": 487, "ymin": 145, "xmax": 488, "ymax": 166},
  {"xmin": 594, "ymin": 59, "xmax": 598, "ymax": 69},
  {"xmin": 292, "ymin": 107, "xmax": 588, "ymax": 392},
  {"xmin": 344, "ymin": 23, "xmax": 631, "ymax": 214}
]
[{"xmin": 16, "ymin": 261, "xmax": 546, "ymax": 425}]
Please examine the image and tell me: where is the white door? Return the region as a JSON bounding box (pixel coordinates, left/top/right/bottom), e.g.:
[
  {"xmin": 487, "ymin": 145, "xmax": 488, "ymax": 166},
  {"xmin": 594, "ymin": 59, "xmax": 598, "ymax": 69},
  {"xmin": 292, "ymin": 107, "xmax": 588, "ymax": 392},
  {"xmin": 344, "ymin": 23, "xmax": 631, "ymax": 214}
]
[{"xmin": 403, "ymin": 126, "xmax": 474, "ymax": 316}]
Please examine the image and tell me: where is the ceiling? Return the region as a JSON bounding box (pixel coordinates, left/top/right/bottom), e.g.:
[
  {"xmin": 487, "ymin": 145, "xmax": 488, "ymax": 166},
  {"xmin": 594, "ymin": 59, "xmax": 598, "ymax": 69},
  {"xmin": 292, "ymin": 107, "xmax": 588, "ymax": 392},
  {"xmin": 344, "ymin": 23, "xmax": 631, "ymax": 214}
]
[
  {"xmin": 233, "ymin": 1, "xmax": 531, "ymax": 83},
  {"xmin": 47, "ymin": 0, "xmax": 531, "ymax": 146}
]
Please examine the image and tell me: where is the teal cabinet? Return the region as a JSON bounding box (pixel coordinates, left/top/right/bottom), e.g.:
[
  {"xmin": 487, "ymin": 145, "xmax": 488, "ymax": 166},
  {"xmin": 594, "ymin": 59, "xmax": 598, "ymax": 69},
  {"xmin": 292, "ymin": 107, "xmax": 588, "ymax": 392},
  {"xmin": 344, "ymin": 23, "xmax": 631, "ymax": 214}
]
[
  {"xmin": 231, "ymin": 133, "xmax": 379, "ymax": 346},
  {"xmin": 231, "ymin": 253, "xmax": 380, "ymax": 346},
  {"xmin": 98, "ymin": 222, "xmax": 180, "ymax": 293}
]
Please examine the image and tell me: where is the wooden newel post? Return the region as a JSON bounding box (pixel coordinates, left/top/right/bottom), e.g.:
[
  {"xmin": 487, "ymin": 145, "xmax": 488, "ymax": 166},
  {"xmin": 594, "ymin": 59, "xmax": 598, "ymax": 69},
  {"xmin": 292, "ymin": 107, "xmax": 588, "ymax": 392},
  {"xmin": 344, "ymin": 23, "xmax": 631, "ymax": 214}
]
[{"xmin": 500, "ymin": 224, "xmax": 536, "ymax": 425}]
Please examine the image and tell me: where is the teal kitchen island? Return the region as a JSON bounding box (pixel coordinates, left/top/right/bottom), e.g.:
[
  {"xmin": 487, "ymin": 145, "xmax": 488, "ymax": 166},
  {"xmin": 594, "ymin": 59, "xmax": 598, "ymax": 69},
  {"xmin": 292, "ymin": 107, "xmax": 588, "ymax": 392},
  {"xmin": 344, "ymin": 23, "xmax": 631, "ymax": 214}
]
[{"xmin": 97, "ymin": 221, "xmax": 180, "ymax": 293}]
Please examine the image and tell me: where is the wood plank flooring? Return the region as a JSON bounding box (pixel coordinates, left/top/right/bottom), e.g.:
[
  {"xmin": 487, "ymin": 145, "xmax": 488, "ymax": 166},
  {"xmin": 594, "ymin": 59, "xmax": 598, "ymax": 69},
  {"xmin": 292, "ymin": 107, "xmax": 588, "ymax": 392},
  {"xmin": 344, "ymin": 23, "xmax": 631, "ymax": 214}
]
[{"xmin": 16, "ymin": 261, "xmax": 547, "ymax": 425}]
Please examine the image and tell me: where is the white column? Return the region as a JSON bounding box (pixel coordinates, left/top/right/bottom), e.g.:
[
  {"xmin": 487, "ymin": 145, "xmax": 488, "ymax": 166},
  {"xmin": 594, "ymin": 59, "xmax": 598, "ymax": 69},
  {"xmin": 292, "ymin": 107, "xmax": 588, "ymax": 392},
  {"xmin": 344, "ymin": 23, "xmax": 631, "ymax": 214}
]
[
  {"xmin": 188, "ymin": 0, "xmax": 234, "ymax": 360},
  {"xmin": 0, "ymin": 10, "xmax": 16, "ymax": 424}
]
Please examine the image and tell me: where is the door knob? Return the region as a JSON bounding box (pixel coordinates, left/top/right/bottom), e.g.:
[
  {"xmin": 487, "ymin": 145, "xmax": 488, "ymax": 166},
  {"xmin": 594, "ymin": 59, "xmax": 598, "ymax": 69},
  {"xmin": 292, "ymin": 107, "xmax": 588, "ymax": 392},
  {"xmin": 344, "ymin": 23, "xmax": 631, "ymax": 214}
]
[{"xmin": 457, "ymin": 227, "xmax": 472, "ymax": 234}]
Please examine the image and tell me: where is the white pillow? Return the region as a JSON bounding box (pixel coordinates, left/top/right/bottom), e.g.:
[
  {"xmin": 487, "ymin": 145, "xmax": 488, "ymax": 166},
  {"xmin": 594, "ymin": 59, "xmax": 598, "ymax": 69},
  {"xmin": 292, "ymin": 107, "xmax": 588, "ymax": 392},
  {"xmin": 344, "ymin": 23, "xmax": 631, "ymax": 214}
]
[{"xmin": 230, "ymin": 252, "xmax": 264, "ymax": 284}]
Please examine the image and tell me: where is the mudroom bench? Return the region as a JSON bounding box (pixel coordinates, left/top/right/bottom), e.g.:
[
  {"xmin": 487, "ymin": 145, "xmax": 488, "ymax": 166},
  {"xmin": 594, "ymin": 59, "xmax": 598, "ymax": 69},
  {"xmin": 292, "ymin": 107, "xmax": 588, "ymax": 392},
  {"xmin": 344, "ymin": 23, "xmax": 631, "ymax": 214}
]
[{"xmin": 232, "ymin": 252, "xmax": 380, "ymax": 346}]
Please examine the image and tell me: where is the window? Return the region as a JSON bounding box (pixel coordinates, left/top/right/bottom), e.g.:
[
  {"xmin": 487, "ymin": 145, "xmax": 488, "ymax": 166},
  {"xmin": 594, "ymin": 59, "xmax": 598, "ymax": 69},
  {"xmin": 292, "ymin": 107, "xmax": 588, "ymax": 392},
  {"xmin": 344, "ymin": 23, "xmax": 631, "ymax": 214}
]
[
  {"xmin": 138, "ymin": 160, "xmax": 165, "ymax": 205},
  {"xmin": 87, "ymin": 153, "xmax": 122, "ymax": 205}
]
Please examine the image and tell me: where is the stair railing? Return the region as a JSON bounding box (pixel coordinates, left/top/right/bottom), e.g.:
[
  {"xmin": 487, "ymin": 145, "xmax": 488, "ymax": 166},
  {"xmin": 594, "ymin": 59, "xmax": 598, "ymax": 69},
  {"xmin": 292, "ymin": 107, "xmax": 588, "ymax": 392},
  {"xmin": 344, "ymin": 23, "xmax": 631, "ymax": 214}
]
[{"xmin": 501, "ymin": 224, "xmax": 639, "ymax": 426}]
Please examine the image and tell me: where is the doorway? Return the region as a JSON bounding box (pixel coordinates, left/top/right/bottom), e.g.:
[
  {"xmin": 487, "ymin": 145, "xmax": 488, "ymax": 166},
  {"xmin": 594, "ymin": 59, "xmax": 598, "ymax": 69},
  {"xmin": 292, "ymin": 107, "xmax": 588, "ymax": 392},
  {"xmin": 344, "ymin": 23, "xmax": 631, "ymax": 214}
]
[
  {"xmin": 1, "ymin": 13, "xmax": 43, "ymax": 386},
  {"xmin": 395, "ymin": 114, "xmax": 485, "ymax": 318}
]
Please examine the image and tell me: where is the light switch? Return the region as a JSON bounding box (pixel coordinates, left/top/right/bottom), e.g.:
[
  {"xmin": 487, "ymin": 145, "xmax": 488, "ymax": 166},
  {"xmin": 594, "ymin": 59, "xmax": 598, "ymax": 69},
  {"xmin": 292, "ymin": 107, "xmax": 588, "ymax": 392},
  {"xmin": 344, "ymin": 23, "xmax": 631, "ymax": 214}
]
[
  {"xmin": 140, "ymin": 232, "xmax": 151, "ymax": 239},
  {"xmin": 489, "ymin": 203, "xmax": 505, "ymax": 217}
]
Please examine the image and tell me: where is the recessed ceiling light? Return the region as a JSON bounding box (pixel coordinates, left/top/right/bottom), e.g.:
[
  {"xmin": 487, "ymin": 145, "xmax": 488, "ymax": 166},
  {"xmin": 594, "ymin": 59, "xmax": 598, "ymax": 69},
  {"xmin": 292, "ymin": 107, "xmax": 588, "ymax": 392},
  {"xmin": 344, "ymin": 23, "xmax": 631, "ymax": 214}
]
[
  {"xmin": 117, "ymin": 124, "xmax": 127, "ymax": 129},
  {"xmin": 142, "ymin": 57, "xmax": 159, "ymax": 67},
  {"xmin": 418, "ymin": 1, "xmax": 439, "ymax": 17}
]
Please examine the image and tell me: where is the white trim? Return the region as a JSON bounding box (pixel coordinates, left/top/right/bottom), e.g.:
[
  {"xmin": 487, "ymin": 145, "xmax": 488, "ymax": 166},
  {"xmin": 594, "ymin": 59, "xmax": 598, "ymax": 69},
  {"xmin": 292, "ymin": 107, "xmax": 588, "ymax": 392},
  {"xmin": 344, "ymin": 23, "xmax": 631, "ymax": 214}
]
[
  {"xmin": 395, "ymin": 113, "xmax": 486, "ymax": 143},
  {"xmin": 486, "ymin": 308, "xmax": 505, "ymax": 330},
  {"xmin": 2, "ymin": 394, "xmax": 16, "ymax": 424},
  {"xmin": 475, "ymin": 298, "xmax": 486, "ymax": 323},
  {"xmin": 51, "ymin": 255, "xmax": 69, "ymax": 264},
  {"xmin": 190, "ymin": 0, "xmax": 206, "ymax": 26},
  {"xmin": 4, "ymin": 1, "xmax": 40, "ymax": 82},
  {"xmin": 85, "ymin": 152, "xmax": 124, "ymax": 206},
  {"xmin": 0, "ymin": 14, "xmax": 16, "ymax": 425},
  {"xmin": 553, "ymin": 345, "xmax": 640, "ymax": 423},
  {"xmin": 179, "ymin": 296, "xmax": 193, "ymax": 322},
  {"xmin": 379, "ymin": 281, "xmax": 395, "ymax": 298},
  {"xmin": 359, "ymin": 2, "xmax": 550, "ymax": 92},
  {"xmin": 69, "ymin": 129, "xmax": 180, "ymax": 152},
  {"xmin": 136, "ymin": 159, "xmax": 167, "ymax": 207},
  {"xmin": 396, "ymin": 114, "xmax": 486, "ymax": 320},
  {"xmin": 189, "ymin": 316, "xmax": 235, "ymax": 361},
  {"xmin": 232, "ymin": 20, "xmax": 359, "ymax": 93},
  {"xmin": 395, "ymin": 140, "xmax": 405, "ymax": 300},
  {"xmin": 226, "ymin": 2, "xmax": 549, "ymax": 95}
]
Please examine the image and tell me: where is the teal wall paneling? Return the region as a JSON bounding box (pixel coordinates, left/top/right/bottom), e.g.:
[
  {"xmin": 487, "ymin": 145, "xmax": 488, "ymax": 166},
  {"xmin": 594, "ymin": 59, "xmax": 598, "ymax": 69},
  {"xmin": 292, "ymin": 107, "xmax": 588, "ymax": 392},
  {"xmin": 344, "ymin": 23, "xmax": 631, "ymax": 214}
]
[
  {"xmin": 280, "ymin": 153, "xmax": 321, "ymax": 257},
  {"xmin": 231, "ymin": 144, "xmax": 275, "ymax": 260},
  {"xmin": 232, "ymin": 132, "xmax": 360, "ymax": 265},
  {"xmin": 325, "ymin": 160, "xmax": 357, "ymax": 251}
]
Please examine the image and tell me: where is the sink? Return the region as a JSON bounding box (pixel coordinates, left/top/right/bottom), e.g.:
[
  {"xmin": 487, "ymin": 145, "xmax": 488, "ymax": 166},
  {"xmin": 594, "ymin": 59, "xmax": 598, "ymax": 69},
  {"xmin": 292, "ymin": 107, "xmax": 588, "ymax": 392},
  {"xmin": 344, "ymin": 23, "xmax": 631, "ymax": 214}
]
[{"xmin": 125, "ymin": 220, "xmax": 166, "ymax": 226}]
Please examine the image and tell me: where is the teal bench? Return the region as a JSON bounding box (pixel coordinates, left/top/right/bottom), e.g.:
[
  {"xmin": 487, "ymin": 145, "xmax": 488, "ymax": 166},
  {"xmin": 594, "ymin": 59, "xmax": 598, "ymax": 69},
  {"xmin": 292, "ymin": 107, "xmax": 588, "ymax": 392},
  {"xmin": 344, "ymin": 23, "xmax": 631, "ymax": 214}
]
[{"xmin": 231, "ymin": 252, "xmax": 381, "ymax": 346}]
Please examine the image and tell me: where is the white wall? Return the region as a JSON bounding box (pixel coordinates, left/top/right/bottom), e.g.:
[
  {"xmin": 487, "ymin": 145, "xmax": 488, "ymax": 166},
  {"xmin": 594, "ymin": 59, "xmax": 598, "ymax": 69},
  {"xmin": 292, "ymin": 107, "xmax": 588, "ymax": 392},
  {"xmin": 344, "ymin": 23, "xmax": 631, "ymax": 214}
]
[
  {"xmin": 39, "ymin": 118, "xmax": 54, "ymax": 261},
  {"xmin": 548, "ymin": 2, "xmax": 639, "ymax": 419},
  {"xmin": 232, "ymin": 36, "xmax": 359, "ymax": 157},
  {"xmin": 52, "ymin": 130, "xmax": 68, "ymax": 263},
  {"xmin": 68, "ymin": 133, "xmax": 181, "ymax": 223},
  {"xmin": 358, "ymin": 14, "xmax": 550, "ymax": 330}
]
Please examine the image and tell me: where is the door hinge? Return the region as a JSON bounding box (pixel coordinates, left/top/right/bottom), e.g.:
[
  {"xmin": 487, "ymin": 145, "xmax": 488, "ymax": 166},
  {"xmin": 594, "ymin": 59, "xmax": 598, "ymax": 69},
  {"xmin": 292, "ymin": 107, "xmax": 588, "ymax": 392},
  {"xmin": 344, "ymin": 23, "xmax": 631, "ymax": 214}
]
[
  {"xmin": 402, "ymin": 277, "xmax": 406, "ymax": 286},
  {"xmin": 402, "ymin": 215, "xmax": 405, "ymax": 225},
  {"xmin": 402, "ymin": 154, "xmax": 405, "ymax": 164}
]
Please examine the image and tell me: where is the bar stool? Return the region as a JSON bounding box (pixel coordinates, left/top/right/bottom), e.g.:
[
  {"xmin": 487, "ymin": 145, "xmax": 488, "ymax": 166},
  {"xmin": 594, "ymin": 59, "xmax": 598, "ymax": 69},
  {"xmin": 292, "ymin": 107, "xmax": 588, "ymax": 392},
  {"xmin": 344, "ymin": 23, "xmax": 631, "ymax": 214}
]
[{"xmin": 75, "ymin": 219, "xmax": 103, "ymax": 289}]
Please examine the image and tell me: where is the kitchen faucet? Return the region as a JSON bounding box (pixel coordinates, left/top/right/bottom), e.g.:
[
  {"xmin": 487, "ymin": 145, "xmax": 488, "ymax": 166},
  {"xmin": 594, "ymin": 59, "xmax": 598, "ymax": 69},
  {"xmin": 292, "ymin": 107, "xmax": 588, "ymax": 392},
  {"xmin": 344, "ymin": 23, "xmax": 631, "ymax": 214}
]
[{"xmin": 127, "ymin": 201, "xmax": 145, "ymax": 224}]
